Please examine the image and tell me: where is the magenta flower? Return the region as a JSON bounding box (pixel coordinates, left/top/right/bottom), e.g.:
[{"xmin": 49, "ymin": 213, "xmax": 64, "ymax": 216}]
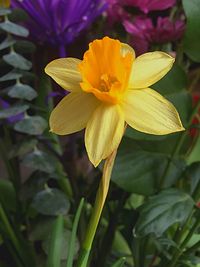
[
  {"xmin": 106, "ymin": 0, "xmax": 129, "ymax": 25},
  {"xmin": 124, "ymin": 16, "xmax": 185, "ymax": 55},
  {"xmin": 124, "ymin": 0, "xmax": 176, "ymax": 14}
]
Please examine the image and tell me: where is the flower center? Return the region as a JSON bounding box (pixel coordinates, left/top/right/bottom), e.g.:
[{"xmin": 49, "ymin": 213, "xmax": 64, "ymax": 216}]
[
  {"xmin": 99, "ymin": 74, "xmax": 121, "ymax": 92},
  {"xmin": 79, "ymin": 37, "xmax": 133, "ymax": 104}
]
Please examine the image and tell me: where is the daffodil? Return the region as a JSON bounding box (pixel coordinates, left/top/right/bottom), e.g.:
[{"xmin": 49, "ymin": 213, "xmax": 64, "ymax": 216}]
[{"xmin": 45, "ymin": 36, "xmax": 184, "ymax": 167}]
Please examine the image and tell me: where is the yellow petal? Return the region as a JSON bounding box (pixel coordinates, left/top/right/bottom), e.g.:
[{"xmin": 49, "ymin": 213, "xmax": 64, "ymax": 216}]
[
  {"xmin": 50, "ymin": 92, "xmax": 99, "ymax": 135},
  {"xmin": 45, "ymin": 58, "xmax": 82, "ymax": 92},
  {"xmin": 85, "ymin": 104, "xmax": 124, "ymax": 167},
  {"xmin": 129, "ymin": 52, "xmax": 175, "ymax": 89},
  {"xmin": 121, "ymin": 43, "xmax": 135, "ymax": 59},
  {"xmin": 123, "ymin": 88, "xmax": 184, "ymax": 135}
]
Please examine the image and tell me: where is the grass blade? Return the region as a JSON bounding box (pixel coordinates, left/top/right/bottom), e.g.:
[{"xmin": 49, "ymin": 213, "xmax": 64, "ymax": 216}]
[
  {"xmin": 46, "ymin": 215, "xmax": 64, "ymax": 267},
  {"xmin": 66, "ymin": 198, "xmax": 84, "ymax": 267},
  {"xmin": 111, "ymin": 257, "xmax": 126, "ymax": 267}
]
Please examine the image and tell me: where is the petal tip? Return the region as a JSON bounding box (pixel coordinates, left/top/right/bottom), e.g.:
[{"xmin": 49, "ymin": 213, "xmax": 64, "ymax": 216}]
[
  {"xmin": 179, "ymin": 126, "xmax": 185, "ymax": 132},
  {"xmin": 87, "ymin": 152, "xmax": 102, "ymax": 167}
]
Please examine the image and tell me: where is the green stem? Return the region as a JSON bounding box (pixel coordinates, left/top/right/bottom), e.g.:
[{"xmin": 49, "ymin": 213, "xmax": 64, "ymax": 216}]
[
  {"xmin": 192, "ymin": 179, "xmax": 200, "ymax": 202},
  {"xmin": 76, "ymin": 149, "xmax": 118, "ymax": 267},
  {"xmin": 132, "ymin": 238, "xmax": 140, "ymax": 267},
  {"xmin": 0, "ymin": 203, "xmax": 23, "ymax": 261},
  {"xmin": 184, "ymin": 240, "xmax": 200, "ymax": 255},
  {"xmin": 174, "ymin": 211, "xmax": 194, "ymax": 245},
  {"xmin": 166, "ymin": 210, "xmax": 200, "ymax": 267},
  {"xmin": 96, "ymin": 193, "xmax": 127, "ymax": 267},
  {"xmin": 0, "ymin": 138, "xmax": 19, "ymax": 190}
]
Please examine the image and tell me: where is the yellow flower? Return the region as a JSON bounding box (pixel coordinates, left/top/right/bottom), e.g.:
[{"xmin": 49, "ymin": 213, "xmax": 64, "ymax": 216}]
[{"xmin": 45, "ymin": 36, "xmax": 184, "ymax": 167}]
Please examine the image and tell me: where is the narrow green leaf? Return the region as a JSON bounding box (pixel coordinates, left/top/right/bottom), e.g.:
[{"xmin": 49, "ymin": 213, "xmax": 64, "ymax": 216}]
[
  {"xmin": 0, "ymin": 21, "xmax": 29, "ymax": 37},
  {"xmin": 3, "ymin": 52, "xmax": 32, "ymax": 70},
  {"xmin": 46, "ymin": 215, "xmax": 64, "ymax": 267},
  {"xmin": 111, "ymin": 257, "xmax": 126, "ymax": 267},
  {"xmin": 66, "ymin": 198, "xmax": 84, "ymax": 267},
  {"xmin": 135, "ymin": 189, "xmax": 194, "ymax": 237}
]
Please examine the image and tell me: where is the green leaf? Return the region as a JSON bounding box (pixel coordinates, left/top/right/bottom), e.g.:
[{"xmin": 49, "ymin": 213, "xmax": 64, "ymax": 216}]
[
  {"xmin": 0, "ymin": 70, "xmax": 23, "ymax": 81},
  {"xmin": 8, "ymin": 83, "xmax": 37, "ymax": 101},
  {"xmin": 22, "ymin": 150, "xmax": 56, "ymax": 174},
  {"xmin": 187, "ymin": 137, "xmax": 200, "ymax": 164},
  {"xmin": 43, "ymin": 229, "xmax": 79, "ymax": 261},
  {"xmin": 0, "ymin": 180, "xmax": 16, "ymax": 211},
  {"xmin": 14, "ymin": 40, "xmax": 36, "ymax": 53},
  {"xmin": 29, "ymin": 218, "xmax": 55, "ymax": 242},
  {"xmin": 183, "ymin": 0, "xmax": 200, "ymax": 62},
  {"xmin": 0, "ymin": 36, "xmax": 16, "ymax": 50},
  {"xmin": 14, "ymin": 116, "xmax": 47, "ymax": 135},
  {"xmin": 20, "ymin": 172, "xmax": 49, "ymax": 202},
  {"xmin": 66, "ymin": 198, "xmax": 84, "ymax": 267},
  {"xmin": 0, "ymin": 104, "xmax": 28, "ymax": 119},
  {"xmin": 3, "ymin": 52, "xmax": 32, "ymax": 70},
  {"xmin": 125, "ymin": 126, "xmax": 165, "ymax": 141},
  {"xmin": 111, "ymin": 257, "xmax": 126, "ymax": 267},
  {"xmin": 32, "ymin": 188, "xmax": 70, "ymax": 216},
  {"xmin": 113, "ymin": 231, "xmax": 132, "ymax": 265},
  {"xmin": 167, "ymin": 91, "xmax": 192, "ymax": 126},
  {"xmin": 8, "ymin": 139, "xmax": 37, "ymax": 158},
  {"xmin": 135, "ymin": 189, "xmax": 194, "ymax": 237},
  {"xmin": 0, "ymin": 21, "xmax": 29, "ymax": 37},
  {"xmin": 152, "ymin": 64, "xmax": 187, "ymax": 95},
  {"xmin": 185, "ymin": 162, "xmax": 200, "ymax": 200},
  {"xmin": 111, "ymin": 138, "xmax": 185, "ymax": 195},
  {"xmin": 46, "ymin": 215, "xmax": 64, "ymax": 267}
]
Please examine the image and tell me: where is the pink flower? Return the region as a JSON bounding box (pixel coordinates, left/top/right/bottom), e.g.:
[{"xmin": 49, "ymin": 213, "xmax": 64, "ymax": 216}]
[
  {"xmin": 124, "ymin": 0, "xmax": 176, "ymax": 14},
  {"xmin": 124, "ymin": 16, "xmax": 185, "ymax": 55},
  {"xmin": 106, "ymin": 0, "xmax": 129, "ymax": 25}
]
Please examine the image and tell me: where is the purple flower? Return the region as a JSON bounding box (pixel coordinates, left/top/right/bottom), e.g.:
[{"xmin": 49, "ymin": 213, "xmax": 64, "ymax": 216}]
[
  {"xmin": 11, "ymin": 0, "xmax": 106, "ymax": 47},
  {"xmin": 123, "ymin": 0, "xmax": 176, "ymax": 14},
  {"xmin": 124, "ymin": 16, "xmax": 185, "ymax": 55}
]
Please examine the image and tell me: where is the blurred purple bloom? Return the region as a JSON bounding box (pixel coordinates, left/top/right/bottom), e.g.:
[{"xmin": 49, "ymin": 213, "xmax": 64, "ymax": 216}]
[
  {"xmin": 11, "ymin": 0, "xmax": 106, "ymax": 47},
  {"xmin": 0, "ymin": 98, "xmax": 24, "ymax": 123},
  {"xmin": 124, "ymin": 16, "xmax": 185, "ymax": 55},
  {"xmin": 124, "ymin": 0, "xmax": 176, "ymax": 14}
]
